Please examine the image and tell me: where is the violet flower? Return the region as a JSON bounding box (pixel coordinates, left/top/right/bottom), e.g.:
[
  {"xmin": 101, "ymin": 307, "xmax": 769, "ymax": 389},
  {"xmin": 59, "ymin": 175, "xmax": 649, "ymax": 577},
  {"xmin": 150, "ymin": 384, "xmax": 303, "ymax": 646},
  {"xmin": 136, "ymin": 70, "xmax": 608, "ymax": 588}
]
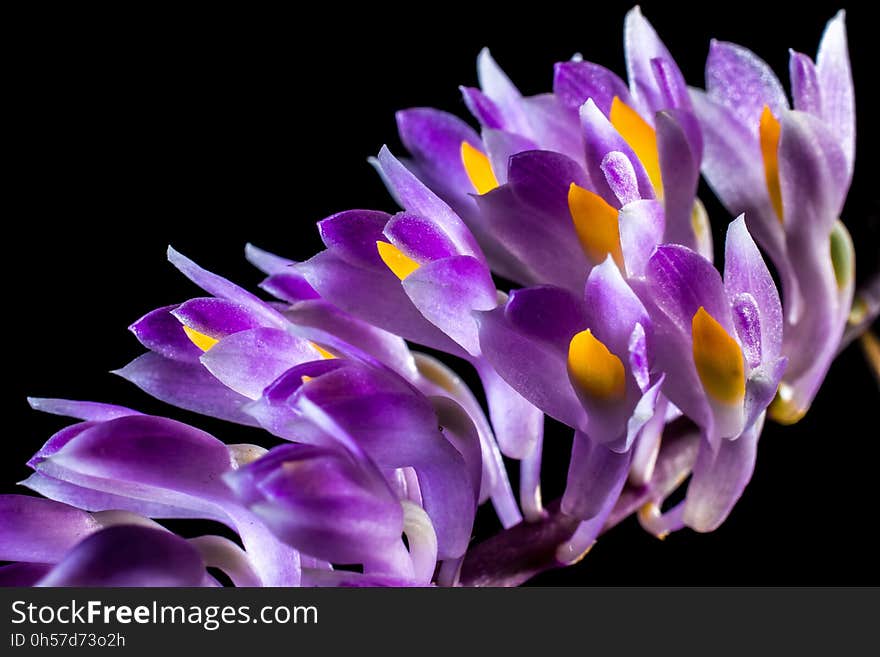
[
  {"xmin": 692, "ymin": 11, "xmax": 856, "ymax": 422},
  {"xmin": 632, "ymin": 217, "xmax": 787, "ymax": 532},
  {"xmin": 0, "ymin": 495, "xmax": 252, "ymax": 587},
  {"xmin": 296, "ymin": 147, "xmax": 546, "ymax": 522},
  {"xmin": 226, "ymin": 442, "xmax": 438, "ymax": 584},
  {"xmin": 7, "ymin": 7, "xmax": 876, "ymax": 588},
  {"xmin": 128, "ymin": 246, "xmax": 521, "ymax": 528},
  {"xmin": 22, "ymin": 398, "xmax": 301, "ymax": 586},
  {"xmin": 398, "ymin": 6, "xmax": 710, "ymax": 291},
  {"xmin": 478, "ymin": 258, "xmax": 663, "ymax": 526}
]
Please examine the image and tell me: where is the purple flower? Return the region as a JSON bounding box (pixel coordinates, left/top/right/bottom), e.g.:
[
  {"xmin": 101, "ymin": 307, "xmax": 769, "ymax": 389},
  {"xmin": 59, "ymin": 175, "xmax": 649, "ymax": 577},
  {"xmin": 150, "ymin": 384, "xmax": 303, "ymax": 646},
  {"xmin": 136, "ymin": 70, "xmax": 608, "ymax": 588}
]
[
  {"xmin": 245, "ymin": 357, "xmax": 478, "ymax": 561},
  {"xmin": 297, "ymin": 147, "xmax": 544, "ymax": 495},
  {"xmin": 226, "ymin": 443, "xmax": 438, "ymax": 584},
  {"xmin": 0, "ymin": 495, "xmax": 253, "ymax": 587},
  {"xmin": 633, "ymin": 217, "xmax": 787, "ymax": 531},
  {"xmin": 128, "ymin": 245, "xmax": 523, "ymax": 529},
  {"xmin": 692, "ymin": 11, "xmax": 855, "ymax": 421},
  {"xmin": 22, "ymin": 399, "xmax": 300, "ymax": 586},
  {"xmin": 398, "ymin": 7, "xmax": 710, "ymax": 292},
  {"xmin": 478, "ymin": 257, "xmax": 665, "ymax": 524},
  {"xmin": 8, "ymin": 8, "xmax": 875, "ymax": 588}
]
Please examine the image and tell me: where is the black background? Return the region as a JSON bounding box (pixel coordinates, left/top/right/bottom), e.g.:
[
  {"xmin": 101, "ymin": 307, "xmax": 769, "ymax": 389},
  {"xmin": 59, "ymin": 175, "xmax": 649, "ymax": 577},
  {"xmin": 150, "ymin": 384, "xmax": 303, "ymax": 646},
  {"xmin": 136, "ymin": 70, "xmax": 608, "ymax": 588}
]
[{"xmin": 8, "ymin": 1, "xmax": 879, "ymax": 584}]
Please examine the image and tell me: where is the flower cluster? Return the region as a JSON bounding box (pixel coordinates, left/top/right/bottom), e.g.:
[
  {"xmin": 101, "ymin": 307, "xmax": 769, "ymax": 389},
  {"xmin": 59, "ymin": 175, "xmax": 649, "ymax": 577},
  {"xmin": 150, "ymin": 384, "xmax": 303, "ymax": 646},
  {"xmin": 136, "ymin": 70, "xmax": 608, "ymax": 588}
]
[{"xmin": 4, "ymin": 8, "xmax": 872, "ymax": 587}]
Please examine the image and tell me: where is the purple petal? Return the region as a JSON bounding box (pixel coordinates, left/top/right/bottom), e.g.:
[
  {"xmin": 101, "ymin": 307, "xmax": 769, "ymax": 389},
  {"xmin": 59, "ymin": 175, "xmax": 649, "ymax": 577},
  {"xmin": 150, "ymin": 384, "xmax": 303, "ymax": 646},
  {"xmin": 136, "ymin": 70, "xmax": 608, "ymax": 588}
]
[
  {"xmin": 478, "ymin": 305, "xmax": 588, "ymax": 433},
  {"xmin": 172, "ymin": 297, "xmax": 265, "ymax": 339},
  {"xmin": 27, "ymin": 398, "xmax": 140, "ymax": 423},
  {"xmin": 167, "ymin": 247, "xmax": 287, "ymax": 329},
  {"xmin": 421, "ymin": 364, "xmax": 520, "ymax": 531},
  {"xmin": 245, "ymin": 245, "xmax": 319, "ymax": 303},
  {"xmin": 245, "ymin": 242, "xmax": 297, "ymax": 275},
  {"xmin": 375, "ymin": 146, "xmax": 482, "ymax": 259},
  {"xmin": 0, "ymin": 495, "xmax": 99, "ymax": 563},
  {"xmin": 477, "ymin": 48, "xmax": 531, "ymax": 136},
  {"xmin": 402, "ymin": 255, "xmax": 497, "ymax": 356},
  {"xmin": 584, "ymin": 257, "xmax": 650, "ymax": 361},
  {"xmin": 601, "ymin": 151, "xmax": 640, "ymax": 206},
  {"xmin": 689, "ymin": 90, "xmax": 797, "ymax": 316},
  {"xmin": 129, "ymin": 305, "xmax": 203, "ymax": 363},
  {"xmin": 283, "ymin": 299, "xmax": 417, "ymax": 380},
  {"xmin": 474, "ymin": 150, "xmax": 591, "ymax": 293},
  {"xmin": 635, "ymin": 250, "xmax": 723, "ymax": 434},
  {"xmin": 476, "ymin": 185, "xmax": 587, "ymax": 293},
  {"xmin": 44, "ymin": 415, "xmax": 233, "ymax": 502},
  {"xmin": 460, "ymin": 86, "xmax": 504, "ymax": 130},
  {"xmin": 724, "ymin": 216, "xmax": 783, "ymax": 363},
  {"xmin": 578, "ymin": 259, "xmax": 652, "ymax": 446},
  {"xmin": 384, "ymin": 212, "xmax": 460, "ymax": 262},
  {"xmin": 482, "ymin": 128, "xmax": 537, "ymax": 185},
  {"xmin": 656, "ymin": 109, "xmax": 702, "ymax": 250},
  {"xmin": 816, "ymin": 10, "xmax": 855, "ymax": 176},
  {"xmin": 562, "ymin": 431, "xmax": 632, "ymax": 520},
  {"xmin": 260, "ymin": 271, "xmax": 321, "ymax": 303},
  {"xmin": 776, "ymin": 113, "xmax": 851, "ymax": 413},
  {"xmin": 200, "ymin": 327, "xmax": 320, "ymax": 400},
  {"xmin": 649, "ymin": 56, "xmax": 691, "ymax": 111},
  {"xmin": 507, "ymin": 149, "xmax": 590, "ymax": 216},
  {"xmin": 706, "ymin": 40, "xmax": 788, "ymax": 131},
  {"xmin": 619, "ymin": 199, "xmax": 665, "ymax": 278},
  {"xmin": 521, "ymin": 94, "xmax": 584, "ymax": 163},
  {"xmin": 683, "ymin": 415, "xmax": 763, "ymax": 532},
  {"xmin": 227, "ymin": 443, "xmax": 403, "ymax": 566},
  {"xmin": 318, "ymin": 209, "xmax": 391, "ymax": 269},
  {"xmin": 689, "ymin": 89, "xmax": 779, "ymax": 228},
  {"xmin": 624, "ymin": 7, "xmax": 686, "ymax": 115},
  {"xmin": 0, "ymin": 563, "xmax": 53, "ymax": 586},
  {"xmin": 28, "ymin": 422, "xmax": 96, "ymax": 468},
  {"xmin": 779, "ymin": 111, "xmax": 849, "ymax": 234},
  {"xmin": 297, "ymin": 251, "xmax": 465, "ymax": 356},
  {"xmin": 553, "ymin": 60, "xmax": 631, "ymax": 116},
  {"xmin": 476, "ymin": 361, "xmax": 544, "ymax": 460},
  {"xmin": 22, "ymin": 472, "xmax": 213, "ymax": 520},
  {"xmin": 505, "ymin": 285, "xmax": 587, "ymax": 352},
  {"xmin": 789, "ymin": 50, "xmax": 822, "ymax": 116},
  {"xmin": 411, "ymin": 352, "xmax": 508, "ymax": 508},
  {"xmin": 396, "ymin": 107, "xmax": 481, "ymax": 197},
  {"xmin": 295, "ymin": 364, "xmax": 439, "ymax": 462},
  {"xmin": 37, "ymin": 525, "xmax": 206, "ymax": 587},
  {"xmin": 28, "ymin": 421, "xmax": 300, "ymax": 586},
  {"xmin": 580, "ymin": 99, "xmax": 655, "ymax": 205},
  {"xmin": 293, "ymin": 364, "xmax": 475, "ymax": 558},
  {"xmin": 645, "ymin": 245, "xmax": 732, "ymax": 335},
  {"xmin": 114, "ymin": 353, "xmax": 260, "ymax": 425}
]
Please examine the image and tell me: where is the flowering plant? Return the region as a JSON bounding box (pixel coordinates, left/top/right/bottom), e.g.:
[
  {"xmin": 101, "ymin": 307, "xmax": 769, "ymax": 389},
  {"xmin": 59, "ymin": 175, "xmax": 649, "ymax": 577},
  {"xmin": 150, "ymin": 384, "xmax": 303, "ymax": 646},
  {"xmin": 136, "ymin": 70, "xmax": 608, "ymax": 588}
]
[{"xmin": 4, "ymin": 8, "xmax": 877, "ymax": 587}]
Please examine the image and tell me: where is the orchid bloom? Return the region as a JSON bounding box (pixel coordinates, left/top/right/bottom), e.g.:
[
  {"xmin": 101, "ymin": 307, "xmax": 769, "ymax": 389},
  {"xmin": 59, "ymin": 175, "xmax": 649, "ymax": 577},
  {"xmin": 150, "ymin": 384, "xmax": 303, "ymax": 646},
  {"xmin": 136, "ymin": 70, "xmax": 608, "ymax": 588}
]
[
  {"xmin": 633, "ymin": 217, "xmax": 786, "ymax": 532},
  {"xmin": 7, "ymin": 8, "xmax": 876, "ymax": 588},
  {"xmin": 479, "ymin": 258, "xmax": 664, "ymax": 529},
  {"xmin": 296, "ymin": 146, "xmax": 546, "ymax": 522},
  {"xmin": 693, "ymin": 11, "xmax": 856, "ymax": 422},
  {"xmin": 398, "ymin": 6, "xmax": 710, "ymax": 290}
]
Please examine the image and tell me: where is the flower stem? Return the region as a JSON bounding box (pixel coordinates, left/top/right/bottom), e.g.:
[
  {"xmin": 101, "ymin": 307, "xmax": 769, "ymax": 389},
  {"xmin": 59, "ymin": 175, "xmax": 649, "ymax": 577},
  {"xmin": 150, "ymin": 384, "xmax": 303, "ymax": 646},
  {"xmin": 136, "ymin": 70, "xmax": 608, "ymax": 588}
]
[{"xmin": 459, "ymin": 421, "xmax": 699, "ymax": 587}]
